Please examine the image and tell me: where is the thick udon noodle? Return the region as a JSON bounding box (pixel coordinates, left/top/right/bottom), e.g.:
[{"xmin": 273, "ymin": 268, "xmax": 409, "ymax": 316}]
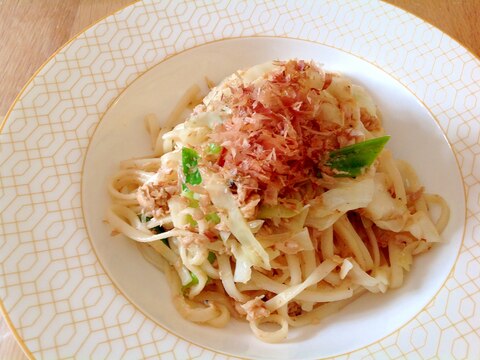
[{"xmin": 106, "ymin": 61, "xmax": 449, "ymax": 343}]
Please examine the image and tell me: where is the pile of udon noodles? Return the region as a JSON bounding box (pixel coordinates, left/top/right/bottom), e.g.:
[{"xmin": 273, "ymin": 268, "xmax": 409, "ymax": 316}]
[{"xmin": 107, "ymin": 60, "xmax": 449, "ymax": 343}]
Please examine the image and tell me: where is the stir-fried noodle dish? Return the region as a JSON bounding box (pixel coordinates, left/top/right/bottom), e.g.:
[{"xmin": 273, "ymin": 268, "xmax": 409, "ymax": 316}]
[{"xmin": 107, "ymin": 60, "xmax": 449, "ymax": 343}]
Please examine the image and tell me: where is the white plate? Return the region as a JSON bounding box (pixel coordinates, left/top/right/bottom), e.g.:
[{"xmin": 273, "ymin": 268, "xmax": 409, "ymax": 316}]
[
  {"xmin": 1, "ymin": 1, "xmax": 479, "ymax": 359},
  {"xmin": 83, "ymin": 37, "xmax": 464, "ymax": 359}
]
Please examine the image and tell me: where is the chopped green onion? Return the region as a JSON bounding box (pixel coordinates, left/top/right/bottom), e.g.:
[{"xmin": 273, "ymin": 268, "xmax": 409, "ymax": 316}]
[
  {"xmin": 205, "ymin": 212, "xmax": 221, "ymax": 224},
  {"xmin": 182, "ymin": 147, "xmax": 202, "ymax": 185},
  {"xmin": 207, "ymin": 251, "xmax": 216, "ymax": 264},
  {"xmin": 181, "ymin": 185, "xmax": 199, "ymax": 208},
  {"xmin": 138, "ymin": 214, "xmax": 150, "ymax": 223},
  {"xmin": 152, "ymin": 225, "xmax": 164, "ymax": 234},
  {"xmin": 208, "ymin": 143, "xmax": 222, "ymax": 154},
  {"xmin": 182, "ymin": 272, "xmax": 199, "ymax": 291},
  {"xmin": 185, "ymin": 214, "xmax": 197, "ymax": 227},
  {"xmin": 189, "ymin": 272, "xmax": 199, "ymax": 285},
  {"xmin": 138, "ymin": 215, "xmax": 169, "ymax": 247},
  {"xmin": 326, "ymin": 136, "xmax": 390, "ymax": 177}
]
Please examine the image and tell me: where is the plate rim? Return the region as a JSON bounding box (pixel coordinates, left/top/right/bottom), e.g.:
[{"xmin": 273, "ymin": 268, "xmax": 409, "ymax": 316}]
[{"xmin": 80, "ymin": 35, "xmax": 468, "ymax": 359}]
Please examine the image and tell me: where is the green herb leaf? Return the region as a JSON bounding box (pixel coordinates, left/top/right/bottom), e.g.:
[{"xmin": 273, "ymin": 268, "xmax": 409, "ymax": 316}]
[
  {"xmin": 208, "ymin": 143, "xmax": 222, "ymax": 154},
  {"xmin": 326, "ymin": 136, "xmax": 390, "ymax": 177},
  {"xmin": 205, "ymin": 212, "xmax": 221, "ymax": 224},
  {"xmin": 182, "ymin": 147, "xmax": 202, "ymax": 185},
  {"xmin": 207, "ymin": 251, "xmax": 216, "ymax": 264}
]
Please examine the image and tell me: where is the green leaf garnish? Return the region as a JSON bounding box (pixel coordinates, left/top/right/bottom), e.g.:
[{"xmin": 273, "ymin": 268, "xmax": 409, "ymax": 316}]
[
  {"xmin": 182, "ymin": 147, "xmax": 202, "ymax": 185},
  {"xmin": 326, "ymin": 136, "xmax": 390, "ymax": 177}
]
